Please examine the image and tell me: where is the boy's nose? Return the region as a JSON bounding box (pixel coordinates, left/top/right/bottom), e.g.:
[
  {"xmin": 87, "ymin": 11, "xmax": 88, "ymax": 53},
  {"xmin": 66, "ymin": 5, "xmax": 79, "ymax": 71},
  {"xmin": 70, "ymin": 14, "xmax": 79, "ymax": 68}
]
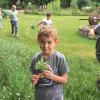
[{"xmin": 44, "ymin": 43, "xmax": 48, "ymax": 47}]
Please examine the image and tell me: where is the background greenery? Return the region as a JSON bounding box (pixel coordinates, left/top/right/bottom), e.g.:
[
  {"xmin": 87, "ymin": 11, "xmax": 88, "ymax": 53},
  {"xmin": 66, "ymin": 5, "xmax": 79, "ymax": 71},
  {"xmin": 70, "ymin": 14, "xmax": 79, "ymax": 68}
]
[
  {"xmin": 0, "ymin": 0, "xmax": 100, "ymax": 8},
  {"xmin": 0, "ymin": 0, "xmax": 100, "ymax": 15},
  {"xmin": 0, "ymin": 14, "xmax": 100, "ymax": 100}
]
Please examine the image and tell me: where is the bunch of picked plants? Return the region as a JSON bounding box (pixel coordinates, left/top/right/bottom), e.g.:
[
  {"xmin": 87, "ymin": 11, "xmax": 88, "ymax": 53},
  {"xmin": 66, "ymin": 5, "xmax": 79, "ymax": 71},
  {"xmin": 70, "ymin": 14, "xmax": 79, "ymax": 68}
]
[
  {"xmin": 34, "ymin": 58, "xmax": 48, "ymax": 74},
  {"xmin": 36, "ymin": 58, "xmax": 47, "ymax": 70}
]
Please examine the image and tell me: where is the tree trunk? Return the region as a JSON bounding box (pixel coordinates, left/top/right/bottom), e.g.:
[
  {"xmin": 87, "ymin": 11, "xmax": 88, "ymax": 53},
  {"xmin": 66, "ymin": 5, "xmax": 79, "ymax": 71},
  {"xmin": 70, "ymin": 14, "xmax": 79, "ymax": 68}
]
[
  {"xmin": 10, "ymin": 0, "xmax": 14, "ymax": 8},
  {"xmin": 17, "ymin": 0, "xmax": 20, "ymax": 4}
]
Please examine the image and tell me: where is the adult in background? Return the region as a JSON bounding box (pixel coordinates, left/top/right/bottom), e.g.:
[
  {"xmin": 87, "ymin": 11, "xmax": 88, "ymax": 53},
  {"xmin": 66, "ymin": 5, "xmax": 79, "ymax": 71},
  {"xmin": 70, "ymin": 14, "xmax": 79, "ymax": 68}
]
[{"xmin": 90, "ymin": 24, "xmax": 100, "ymax": 62}]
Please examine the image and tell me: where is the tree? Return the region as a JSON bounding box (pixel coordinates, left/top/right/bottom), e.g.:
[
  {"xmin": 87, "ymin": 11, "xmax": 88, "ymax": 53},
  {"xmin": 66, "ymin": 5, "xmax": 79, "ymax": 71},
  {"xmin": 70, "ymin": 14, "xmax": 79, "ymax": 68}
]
[
  {"xmin": 71, "ymin": 0, "xmax": 78, "ymax": 9},
  {"xmin": 77, "ymin": 0, "xmax": 91, "ymax": 10},
  {"xmin": 20, "ymin": 0, "xmax": 30, "ymax": 4},
  {"xmin": 31, "ymin": 0, "xmax": 55, "ymax": 5},
  {"xmin": 60, "ymin": 0, "xmax": 71, "ymax": 8},
  {"xmin": 96, "ymin": 0, "xmax": 100, "ymax": 7},
  {"xmin": 0, "ymin": 0, "xmax": 10, "ymax": 8}
]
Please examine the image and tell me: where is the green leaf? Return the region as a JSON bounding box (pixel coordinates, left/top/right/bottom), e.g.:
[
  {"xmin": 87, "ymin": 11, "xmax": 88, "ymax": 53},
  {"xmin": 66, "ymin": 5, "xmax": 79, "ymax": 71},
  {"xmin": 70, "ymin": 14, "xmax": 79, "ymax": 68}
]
[{"xmin": 36, "ymin": 58, "xmax": 47, "ymax": 70}]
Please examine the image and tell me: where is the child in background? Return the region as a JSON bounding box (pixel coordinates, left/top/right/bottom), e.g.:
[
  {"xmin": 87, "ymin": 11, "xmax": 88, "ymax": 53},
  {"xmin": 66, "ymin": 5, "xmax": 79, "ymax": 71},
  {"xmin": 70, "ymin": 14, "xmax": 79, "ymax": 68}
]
[
  {"xmin": 10, "ymin": 5, "xmax": 18, "ymax": 37},
  {"xmin": 31, "ymin": 26, "xmax": 69, "ymax": 100},
  {"xmin": 37, "ymin": 12, "xmax": 52, "ymax": 29},
  {"xmin": 0, "ymin": 8, "xmax": 2, "ymax": 30}
]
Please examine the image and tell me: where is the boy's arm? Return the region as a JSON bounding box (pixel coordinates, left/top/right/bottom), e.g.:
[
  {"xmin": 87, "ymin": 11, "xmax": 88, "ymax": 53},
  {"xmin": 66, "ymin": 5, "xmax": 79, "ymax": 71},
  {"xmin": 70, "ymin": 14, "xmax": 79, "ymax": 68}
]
[
  {"xmin": 43, "ymin": 70, "xmax": 68, "ymax": 84},
  {"xmin": 31, "ymin": 75, "xmax": 39, "ymax": 85},
  {"xmin": 37, "ymin": 21, "xmax": 42, "ymax": 27},
  {"xmin": 8, "ymin": 11, "xmax": 12, "ymax": 19},
  {"xmin": 51, "ymin": 73, "xmax": 68, "ymax": 84},
  {"xmin": 89, "ymin": 29, "xmax": 95, "ymax": 36}
]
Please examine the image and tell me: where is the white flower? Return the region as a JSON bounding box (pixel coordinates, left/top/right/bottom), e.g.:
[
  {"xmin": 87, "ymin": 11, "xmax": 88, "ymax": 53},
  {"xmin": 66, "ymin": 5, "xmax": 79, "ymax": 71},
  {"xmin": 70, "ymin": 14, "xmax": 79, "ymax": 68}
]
[
  {"xmin": 9, "ymin": 93, "xmax": 12, "ymax": 95},
  {"xmin": 3, "ymin": 86, "xmax": 6, "ymax": 91},
  {"xmin": 18, "ymin": 98, "xmax": 20, "ymax": 100},
  {"xmin": 16, "ymin": 92, "xmax": 20, "ymax": 96},
  {"xmin": 28, "ymin": 95, "xmax": 30, "ymax": 98}
]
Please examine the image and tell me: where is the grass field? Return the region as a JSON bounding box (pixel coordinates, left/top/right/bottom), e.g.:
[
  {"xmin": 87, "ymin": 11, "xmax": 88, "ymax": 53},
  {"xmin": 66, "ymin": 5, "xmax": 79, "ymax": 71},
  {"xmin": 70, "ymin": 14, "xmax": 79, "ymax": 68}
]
[{"xmin": 0, "ymin": 14, "xmax": 100, "ymax": 100}]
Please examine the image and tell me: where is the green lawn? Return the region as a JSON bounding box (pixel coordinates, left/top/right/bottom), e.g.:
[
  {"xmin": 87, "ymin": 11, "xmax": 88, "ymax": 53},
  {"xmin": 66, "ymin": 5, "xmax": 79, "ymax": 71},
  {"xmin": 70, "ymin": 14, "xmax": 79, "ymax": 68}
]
[{"xmin": 0, "ymin": 14, "xmax": 100, "ymax": 100}]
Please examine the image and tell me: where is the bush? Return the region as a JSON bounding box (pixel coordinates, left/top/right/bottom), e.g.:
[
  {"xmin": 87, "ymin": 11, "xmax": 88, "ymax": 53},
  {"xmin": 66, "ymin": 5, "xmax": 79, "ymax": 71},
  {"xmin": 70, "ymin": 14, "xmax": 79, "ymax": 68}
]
[
  {"xmin": 2, "ymin": 10, "xmax": 10, "ymax": 18},
  {"xmin": 82, "ymin": 6, "xmax": 95, "ymax": 13}
]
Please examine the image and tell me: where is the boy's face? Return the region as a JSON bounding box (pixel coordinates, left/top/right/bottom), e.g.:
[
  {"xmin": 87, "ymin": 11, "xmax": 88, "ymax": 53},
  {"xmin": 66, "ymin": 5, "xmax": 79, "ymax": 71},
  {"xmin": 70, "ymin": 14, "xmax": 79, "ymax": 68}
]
[
  {"xmin": 47, "ymin": 16, "xmax": 51, "ymax": 20},
  {"xmin": 38, "ymin": 36, "xmax": 57, "ymax": 56},
  {"xmin": 12, "ymin": 7, "xmax": 16, "ymax": 11}
]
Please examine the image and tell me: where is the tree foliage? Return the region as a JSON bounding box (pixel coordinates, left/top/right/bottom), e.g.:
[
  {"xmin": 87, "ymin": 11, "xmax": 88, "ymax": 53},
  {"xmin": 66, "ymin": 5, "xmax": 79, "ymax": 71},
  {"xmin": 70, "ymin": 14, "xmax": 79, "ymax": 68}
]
[
  {"xmin": 77, "ymin": 0, "xmax": 91, "ymax": 10},
  {"xmin": 0, "ymin": 0, "xmax": 100, "ymax": 9},
  {"xmin": 20, "ymin": 0, "xmax": 30, "ymax": 4},
  {"xmin": 31, "ymin": 0, "xmax": 55, "ymax": 5},
  {"xmin": 71, "ymin": 0, "xmax": 78, "ymax": 8},
  {"xmin": 60, "ymin": 0, "xmax": 71, "ymax": 8},
  {"xmin": 0, "ymin": 0, "xmax": 9, "ymax": 8}
]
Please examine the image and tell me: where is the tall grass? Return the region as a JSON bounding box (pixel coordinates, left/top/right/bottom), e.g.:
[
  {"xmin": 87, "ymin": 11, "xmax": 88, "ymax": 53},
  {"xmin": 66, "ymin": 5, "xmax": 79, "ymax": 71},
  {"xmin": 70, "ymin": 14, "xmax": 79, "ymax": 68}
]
[
  {"xmin": 0, "ymin": 14, "xmax": 100, "ymax": 100},
  {"xmin": 0, "ymin": 38, "xmax": 35, "ymax": 100}
]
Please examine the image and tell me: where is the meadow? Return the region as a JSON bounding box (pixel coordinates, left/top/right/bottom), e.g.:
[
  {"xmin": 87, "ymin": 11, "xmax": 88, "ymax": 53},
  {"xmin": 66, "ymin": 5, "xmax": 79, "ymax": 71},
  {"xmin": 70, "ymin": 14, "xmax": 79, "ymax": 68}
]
[{"xmin": 0, "ymin": 14, "xmax": 100, "ymax": 100}]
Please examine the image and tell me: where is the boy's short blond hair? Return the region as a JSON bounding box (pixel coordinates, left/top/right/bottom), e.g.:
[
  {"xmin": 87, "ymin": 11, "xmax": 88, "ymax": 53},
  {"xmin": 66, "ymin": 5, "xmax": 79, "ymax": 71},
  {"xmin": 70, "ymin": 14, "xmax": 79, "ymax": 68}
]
[
  {"xmin": 46, "ymin": 12, "xmax": 51, "ymax": 17},
  {"xmin": 12, "ymin": 5, "xmax": 16, "ymax": 9},
  {"xmin": 38, "ymin": 26, "xmax": 58, "ymax": 41}
]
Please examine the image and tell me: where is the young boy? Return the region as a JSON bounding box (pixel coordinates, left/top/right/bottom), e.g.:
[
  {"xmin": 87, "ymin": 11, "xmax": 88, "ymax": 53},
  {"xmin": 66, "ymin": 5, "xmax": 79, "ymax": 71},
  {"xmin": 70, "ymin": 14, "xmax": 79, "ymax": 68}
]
[
  {"xmin": 30, "ymin": 26, "xmax": 69, "ymax": 100},
  {"xmin": 37, "ymin": 12, "xmax": 52, "ymax": 29},
  {"xmin": 10, "ymin": 5, "xmax": 18, "ymax": 37},
  {"xmin": 0, "ymin": 8, "xmax": 2, "ymax": 30}
]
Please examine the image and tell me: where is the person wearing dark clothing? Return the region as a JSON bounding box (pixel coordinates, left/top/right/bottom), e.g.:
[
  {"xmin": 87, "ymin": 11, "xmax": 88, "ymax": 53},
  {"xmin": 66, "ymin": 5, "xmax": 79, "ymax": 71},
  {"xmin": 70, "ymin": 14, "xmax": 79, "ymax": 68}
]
[{"xmin": 89, "ymin": 24, "xmax": 100, "ymax": 62}]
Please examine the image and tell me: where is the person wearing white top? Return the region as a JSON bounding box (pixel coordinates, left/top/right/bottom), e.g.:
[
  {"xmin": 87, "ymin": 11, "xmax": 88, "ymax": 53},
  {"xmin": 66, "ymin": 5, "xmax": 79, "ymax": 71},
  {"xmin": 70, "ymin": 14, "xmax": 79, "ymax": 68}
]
[
  {"xmin": 89, "ymin": 24, "xmax": 100, "ymax": 62},
  {"xmin": 37, "ymin": 12, "xmax": 52, "ymax": 29}
]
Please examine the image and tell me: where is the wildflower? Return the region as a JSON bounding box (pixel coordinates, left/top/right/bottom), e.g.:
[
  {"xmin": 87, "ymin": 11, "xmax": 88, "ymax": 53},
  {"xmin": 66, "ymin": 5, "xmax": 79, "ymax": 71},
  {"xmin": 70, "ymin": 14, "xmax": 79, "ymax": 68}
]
[
  {"xmin": 28, "ymin": 95, "xmax": 30, "ymax": 98},
  {"xmin": 3, "ymin": 86, "xmax": 6, "ymax": 91},
  {"xmin": 18, "ymin": 98, "xmax": 20, "ymax": 100},
  {"xmin": 16, "ymin": 92, "xmax": 20, "ymax": 96},
  {"xmin": 36, "ymin": 58, "xmax": 47, "ymax": 71},
  {"xmin": 9, "ymin": 93, "xmax": 12, "ymax": 95}
]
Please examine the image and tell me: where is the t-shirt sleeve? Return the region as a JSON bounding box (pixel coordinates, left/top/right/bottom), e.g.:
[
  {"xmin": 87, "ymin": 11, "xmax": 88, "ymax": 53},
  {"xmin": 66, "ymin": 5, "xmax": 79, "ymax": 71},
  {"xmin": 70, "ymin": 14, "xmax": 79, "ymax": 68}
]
[
  {"xmin": 30, "ymin": 52, "xmax": 41, "ymax": 74},
  {"xmin": 58, "ymin": 55, "xmax": 69, "ymax": 75},
  {"xmin": 94, "ymin": 24, "xmax": 100, "ymax": 35},
  {"xmin": 30, "ymin": 56, "xmax": 36, "ymax": 74}
]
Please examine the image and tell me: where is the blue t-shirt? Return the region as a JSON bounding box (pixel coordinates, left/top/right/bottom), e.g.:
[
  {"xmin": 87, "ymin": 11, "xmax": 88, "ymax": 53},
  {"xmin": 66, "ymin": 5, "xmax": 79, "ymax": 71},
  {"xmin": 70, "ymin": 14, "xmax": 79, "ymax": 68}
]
[{"xmin": 30, "ymin": 51, "xmax": 69, "ymax": 88}]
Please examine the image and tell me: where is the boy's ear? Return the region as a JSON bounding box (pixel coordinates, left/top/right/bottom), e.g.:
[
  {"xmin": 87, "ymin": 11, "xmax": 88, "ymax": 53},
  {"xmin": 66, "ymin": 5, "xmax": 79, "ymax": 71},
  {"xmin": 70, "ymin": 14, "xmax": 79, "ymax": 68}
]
[{"xmin": 55, "ymin": 39, "xmax": 58, "ymax": 44}]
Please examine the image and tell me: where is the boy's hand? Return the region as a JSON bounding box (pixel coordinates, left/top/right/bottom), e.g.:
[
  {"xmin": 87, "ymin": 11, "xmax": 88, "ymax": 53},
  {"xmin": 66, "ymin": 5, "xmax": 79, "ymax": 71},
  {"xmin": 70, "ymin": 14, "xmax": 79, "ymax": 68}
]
[
  {"xmin": 45, "ymin": 64, "xmax": 53, "ymax": 72},
  {"xmin": 89, "ymin": 29, "xmax": 94, "ymax": 36},
  {"xmin": 42, "ymin": 64, "xmax": 53, "ymax": 79},
  {"xmin": 31, "ymin": 73, "xmax": 45, "ymax": 85},
  {"xmin": 31, "ymin": 75, "xmax": 39, "ymax": 85},
  {"xmin": 42, "ymin": 69, "xmax": 53, "ymax": 79}
]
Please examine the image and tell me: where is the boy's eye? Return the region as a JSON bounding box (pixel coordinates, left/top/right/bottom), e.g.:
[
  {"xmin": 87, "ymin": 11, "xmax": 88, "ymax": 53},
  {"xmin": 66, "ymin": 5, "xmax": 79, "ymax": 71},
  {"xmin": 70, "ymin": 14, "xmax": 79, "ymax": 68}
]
[
  {"xmin": 41, "ymin": 41, "xmax": 44, "ymax": 44},
  {"xmin": 40, "ymin": 40, "xmax": 52, "ymax": 44},
  {"xmin": 48, "ymin": 41, "xmax": 52, "ymax": 44},
  {"xmin": 39, "ymin": 40, "xmax": 44, "ymax": 44}
]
